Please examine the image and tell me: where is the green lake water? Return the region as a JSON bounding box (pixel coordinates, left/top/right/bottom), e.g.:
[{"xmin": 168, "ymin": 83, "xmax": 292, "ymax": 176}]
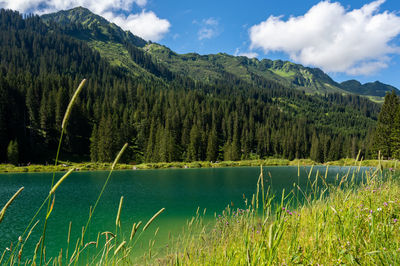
[{"xmin": 0, "ymin": 165, "xmax": 373, "ymax": 263}]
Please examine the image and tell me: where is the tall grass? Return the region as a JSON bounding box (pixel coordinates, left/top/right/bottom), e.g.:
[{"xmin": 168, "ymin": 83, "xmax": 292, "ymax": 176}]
[
  {"xmin": 159, "ymin": 163, "xmax": 400, "ymax": 265},
  {"xmin": 1, "ymin": 144, "xmax": 399, "ymax": 264}
]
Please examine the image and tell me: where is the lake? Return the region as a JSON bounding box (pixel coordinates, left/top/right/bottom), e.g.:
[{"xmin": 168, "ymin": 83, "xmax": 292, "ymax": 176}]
[{"xmin": 0, "ymin": 165, "xmax": 371, "ymax": 262}]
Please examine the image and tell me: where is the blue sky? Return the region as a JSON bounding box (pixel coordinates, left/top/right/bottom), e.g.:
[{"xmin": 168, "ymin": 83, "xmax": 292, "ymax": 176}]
[{"xmin": 2, "ymin": 0, "xmax": 400, "ymax": 88}]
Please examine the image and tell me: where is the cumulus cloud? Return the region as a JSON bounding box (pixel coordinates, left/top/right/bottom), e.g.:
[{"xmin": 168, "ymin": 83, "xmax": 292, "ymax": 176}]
[
  {"xmin": 249, "ymin": 0, "xmax": 400, "ymax": 75},
  {"xmin": 234, "ymin": 48, "xmax": 258, "ymax": 58},
  {"xmin": 105, "ymin": 11, "xmax": 170, "ymax": 41},
  {"xmin": 0, "ymin": 0, "xmax": 170, "ymax": 41},
  {"xmin": 196, "ymin": 17, "xmax": 220, "ymax": 40}
]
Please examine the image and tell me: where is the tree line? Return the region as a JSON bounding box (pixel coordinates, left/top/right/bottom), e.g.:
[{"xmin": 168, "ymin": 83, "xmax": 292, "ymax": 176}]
[{"xmin": 0, "ymin": 9, "xmax": 381, "ymax": 164}]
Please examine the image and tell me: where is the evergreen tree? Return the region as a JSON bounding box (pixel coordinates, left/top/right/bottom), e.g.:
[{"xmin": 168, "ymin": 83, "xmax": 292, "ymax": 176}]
[
  {"xmin": 90, "ymin": 124, "xmax": 98, "ymax": 162},
  {"xmin": 0, "ymin": 78, "xmax": 8, "ymax": 162},
  {"xmin": 206, "ymin": 127, "xmax": 218, "ymax": 161},
  {"xmin": 7, "ymin": 139, "xmax": 18, "ymax": 165},
  {"xmin": 187, "ymin": 124, "xmax": 201, "ymax": 161},
  {"xmin": 373, "ymin": 91, "xmax": 399, "ymax": 158},
  {"xmin": 391, "ymin": 105, "xmax": 400, "ymax": 158}
]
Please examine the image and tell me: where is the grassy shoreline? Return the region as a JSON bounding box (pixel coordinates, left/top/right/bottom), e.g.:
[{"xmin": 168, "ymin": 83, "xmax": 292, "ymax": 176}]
[
  {"xmin": 157, "ymin": 167, "xmax": 400, "ymax": 265},
  {"xmin": 0, "ymin": 158, "xmax": 398, "ymax": 173}
]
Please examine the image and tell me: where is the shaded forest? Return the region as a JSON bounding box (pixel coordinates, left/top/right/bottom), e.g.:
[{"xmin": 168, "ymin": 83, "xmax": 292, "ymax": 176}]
[{"xmin": 0, "ymin": 9, "xmax": 382, "ymax": 164}]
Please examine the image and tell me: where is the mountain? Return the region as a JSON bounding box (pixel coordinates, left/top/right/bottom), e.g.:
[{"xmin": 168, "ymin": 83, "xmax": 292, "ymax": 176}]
[
  {"xmin": 41, "ymin": 7, "xmax": 147, "ymax": 47},
  {"xmin": 0, "ymin": 8, "xmax": 383, "ymax": 165},
  {"xmin": 340, "ymin": 80, "xmax": 397, "ymax": 97},
  {"xmin": 144, "ymin": 44, "xmax": 346, "ymax": 94},
  {"xmin": 41, "ymin": 7, "xmax": 398, "ymax": 98},
  {"xmin": 41, "ymin": 7, "xmax": 155, "ymax": 80}
]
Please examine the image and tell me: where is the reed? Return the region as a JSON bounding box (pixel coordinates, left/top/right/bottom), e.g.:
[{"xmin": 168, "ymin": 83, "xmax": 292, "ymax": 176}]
[
  {"xmin": 143, "ymin": 208, "xmax": 165, "ymax": 232},
  {"xmin": 61, "ymin": 79, "xmax": 86, "ymax": 130},
  {"xmin": 115, "ymin": 196, "xmax": 123, "ymax": 227},
  {"xmin": 0, "ymin": 187, "xmax": 24, "ymax": 223},
  {"xmin": 159, "ymin": 163, "xmax": 400, "ymax": 265},
  {"xmin": 114, "ymin": 241, "xmax": 126, "ymax": 255},
  {"xmin": 80, "ymin": 143, "xmax": 128, "ymax": 249},
  {"xmin": 49, "ymin": 168, "xmax": 74, "ymax": 195},
  {"xmin": 40, "ymin": 79, "xmax": 86, "ymax": 265}
]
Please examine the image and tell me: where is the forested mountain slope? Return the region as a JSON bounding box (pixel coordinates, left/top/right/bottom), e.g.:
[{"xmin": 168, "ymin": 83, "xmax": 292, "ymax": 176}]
[
  {"xmin": 42, "ymin": 7, "xmax": 398, "ymax": 97},
  {"xmin": 0, "ymin": 9, "xmax": 382, "ymax": 164}
]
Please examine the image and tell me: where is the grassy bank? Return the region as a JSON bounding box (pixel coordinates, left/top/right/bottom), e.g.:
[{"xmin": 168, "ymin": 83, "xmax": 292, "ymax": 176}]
[
  {"xmin": 1, "ymin": 158, "xmax": 398, "ymax": 173},
  {"xmin": 2, "ymin": 160, "xmax": 399, "ymax": 264},
  {"xmin": 0, "ymin": 158, "xmax": 312, "ymax": 173},
  {"xmin": 158, "ymin": 166, "xmax": 400, "ymax": 265}
]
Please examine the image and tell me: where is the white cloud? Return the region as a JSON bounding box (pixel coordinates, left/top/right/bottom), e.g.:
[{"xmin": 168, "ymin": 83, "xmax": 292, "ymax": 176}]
[
  {"xmin": 0, "ymin": 0, "xmax": 171, "ymax": 41},
  {"xmin": 1, "ymin": 0, "xmax": 147, "ymax": 14},
  {"xmin": 105, "ymin": 11, "xmax": 170, "ymax": 41},
  {"xmin": 249, "ymin": 0, "xmax": 400, "ymax": 75},
  {"xmin": 234, "ymin": 48, "xmax": 258, "ymax": 58},
  {"xmin": 204, "ymin": 17, "xmax": 218, "ymax": 26},
  {"xmin": 197, "ymin": 17, "xmax": 220, "ymax": 40}
]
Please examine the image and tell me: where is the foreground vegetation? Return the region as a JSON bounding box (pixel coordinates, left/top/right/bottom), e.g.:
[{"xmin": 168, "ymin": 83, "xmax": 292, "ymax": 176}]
[
  {"xmin": 3, "ymin": 159, "xmax": 398, "ymax": 264},
  {"xmin": 159, "ymin": 165, "xmax": 400, "ymax": 265}
]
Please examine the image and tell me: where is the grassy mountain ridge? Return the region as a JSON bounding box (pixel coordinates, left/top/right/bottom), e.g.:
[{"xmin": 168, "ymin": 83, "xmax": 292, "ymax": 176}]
[
  {"xmin": 41, "ymin": 7, "xmax": 157, "ymax": 80},
  {"xmin": 340, "ymin": 80, "xmax": 397, "ymax": 97},
  {"xmin": 41, "ymin": 6, "xmax": 147, "ymax": 47},
  {"xmin": 145, "ymin": 43, "xmax": 346, "ymax": 94},
  {"xmin": 41, "ymin": 7, "xmax": 398, "ymax": 98}
]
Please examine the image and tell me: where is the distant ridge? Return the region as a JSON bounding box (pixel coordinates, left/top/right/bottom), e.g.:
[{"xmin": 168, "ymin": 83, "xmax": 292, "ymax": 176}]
[
  {"xmin": 42, "ymin": 7, "xmax": 398, "ymax": 98},
  {"xmin": 340, "ymin": 80, "xmax": 398, "ymax": 97}
]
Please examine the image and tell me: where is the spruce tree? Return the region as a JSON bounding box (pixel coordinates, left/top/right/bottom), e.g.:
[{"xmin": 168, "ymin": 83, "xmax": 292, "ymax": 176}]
[
  {"xmin": 7, "ymin": 139, "xmax": 19, "ymax": 165},
  {"xmin": 373, "ymin": 91, "xmax": 399, "ymax": 158},
  {"xmin": 206, "ymin": 127, "xmax": 218, "ymax": 161}
]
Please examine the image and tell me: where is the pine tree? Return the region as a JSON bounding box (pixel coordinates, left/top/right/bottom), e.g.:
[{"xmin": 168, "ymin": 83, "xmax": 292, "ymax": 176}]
[
  {"xmin": 7, "ymin": 139, "xmax": 19, "ymax": 165},
  {"xmin": 0, "ymin": 79, "xmax": 8, "ymax": 162},
  {"xmin": 310, "ymin": 132, "xmax": 323, "ymax": 163},
  {"xmin": 90, "ymin": 125, "xmax": 98, "ymax": 162},
  {"xmin": 391, "ymin": 105, "xmax": 400, "ymax": 158},
  {"xmin": 373, "ymin": 91, "xmax": 399, "ymax": 158},
  {"xmin": 206, "ymin": 127, "xmax": 218, "ymax": 161},
  {"xmin": 187, "ymin": 124, "xmax": 201, "ymax": 161}
]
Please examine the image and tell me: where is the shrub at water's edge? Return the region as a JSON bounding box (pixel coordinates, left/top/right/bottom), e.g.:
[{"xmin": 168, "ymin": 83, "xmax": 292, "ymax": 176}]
[{"xmin": 0, "ymin": 157, "xmax": 398, "ymax": 173}]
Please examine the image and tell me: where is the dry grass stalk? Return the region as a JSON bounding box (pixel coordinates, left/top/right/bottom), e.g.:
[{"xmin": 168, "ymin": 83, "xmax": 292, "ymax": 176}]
[
  {"xmin": 143, "ymin": 208, "xmax": 165, "ymax": 232},
  {"xmin": 0, "ymin": 187, "xmax": 24, "ymax": 223},
  {"xmin": 101, "ymin": 231, "xmax": 116, "ymax": 239},
  {"xmin": 46, "ymin": 196, "xmax": 56, "ymax": 220},
  {"xmin": 32, "ymin": 236, "xmax": 43, "ymax": 264},
  {"xmin": 111, "ymin": 143, "xmax": 128, "ymax": 170},
  {"xmin": 57, "ymin": 249, "xmax": 62, "ymax": 265},
  {"xmin": 135, "ymin": 221, "xmax": 142, "ymax": 230},
  {"xmin": 114, "ymin": 241, "xmax": 126, "ymax": 255},
  {"xmin": 130, "ymin": 223, "xmax": 137, "ymax": 241},
  {"xmin": 61, "ymin": 79, "xmax": 86, "ymax": 129},
  {"xmin": 116, "ymin": 196, "xmax": 123, "ymax": 227},
  {"xmin": 49, "ymin": 168, "xmax": 74, "ymax": 195}
]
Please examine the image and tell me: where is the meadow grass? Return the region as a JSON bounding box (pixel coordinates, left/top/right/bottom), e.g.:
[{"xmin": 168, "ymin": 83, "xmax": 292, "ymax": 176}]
[
  {"xmin": 157, "ymin": 165, "xmax": 400, "ymax": 265},
  {"xmin": 1, "ymin": 154, "xmax": 399, "ymax": 264},
  {"xmin": 2, "ymin": 157, "xmax": 396, "ymax": 174}
]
